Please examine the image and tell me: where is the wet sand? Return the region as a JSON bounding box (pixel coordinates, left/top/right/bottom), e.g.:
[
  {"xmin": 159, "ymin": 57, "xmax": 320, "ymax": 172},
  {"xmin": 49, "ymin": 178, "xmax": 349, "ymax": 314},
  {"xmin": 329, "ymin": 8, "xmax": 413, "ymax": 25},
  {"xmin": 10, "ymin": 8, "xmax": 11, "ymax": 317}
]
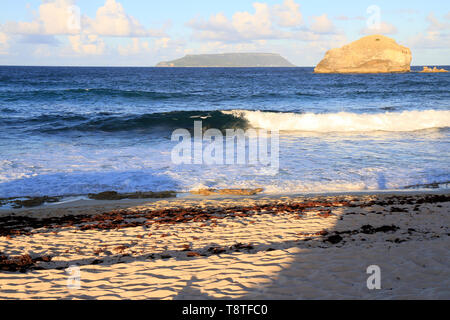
[{"xmin": 0, "ymin": 191, "xmax": 449, "ymax": 299}]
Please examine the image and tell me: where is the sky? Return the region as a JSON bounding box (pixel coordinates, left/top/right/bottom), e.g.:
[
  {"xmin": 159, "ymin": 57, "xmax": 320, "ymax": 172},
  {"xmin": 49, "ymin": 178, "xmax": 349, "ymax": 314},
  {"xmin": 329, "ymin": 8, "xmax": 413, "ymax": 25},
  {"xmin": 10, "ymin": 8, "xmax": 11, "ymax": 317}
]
[{"xmin": 0, "ymin": 0, "xmax": 449, "ymax": 66}]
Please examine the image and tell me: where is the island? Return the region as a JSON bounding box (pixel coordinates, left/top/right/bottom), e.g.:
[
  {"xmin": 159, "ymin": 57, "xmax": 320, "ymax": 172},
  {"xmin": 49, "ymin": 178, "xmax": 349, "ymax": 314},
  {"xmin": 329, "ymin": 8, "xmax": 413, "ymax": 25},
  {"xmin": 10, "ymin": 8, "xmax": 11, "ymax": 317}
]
[
  {"xmin": 419, "ymin": 66, "xmax": 448, "ymax": 73},
  {"xmin": 314, "ymin": 35, "xmax": 412, "ymax": 74},
  {"xmin": 156, "ymin": 53, "xmax": 296, "ymax": 68}
]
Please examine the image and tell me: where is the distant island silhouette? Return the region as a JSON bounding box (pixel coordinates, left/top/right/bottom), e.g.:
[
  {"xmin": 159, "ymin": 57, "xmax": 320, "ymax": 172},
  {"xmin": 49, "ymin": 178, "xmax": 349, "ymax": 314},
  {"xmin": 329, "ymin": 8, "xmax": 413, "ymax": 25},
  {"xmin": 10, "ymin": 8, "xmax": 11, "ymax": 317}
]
[{"xmin": 156, "ymin": 53, "xmax": 296, "ymax": 67}]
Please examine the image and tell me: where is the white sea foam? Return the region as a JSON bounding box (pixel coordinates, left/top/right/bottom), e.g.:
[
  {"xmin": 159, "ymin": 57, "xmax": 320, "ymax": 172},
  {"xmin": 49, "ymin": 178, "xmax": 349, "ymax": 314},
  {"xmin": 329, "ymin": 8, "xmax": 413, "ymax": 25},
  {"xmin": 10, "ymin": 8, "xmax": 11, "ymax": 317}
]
[
  {"xmin": 0, "ymin": 112, "xmax": 449, "ymax": 198},
  {"xmin": 224, "ymin": 110, "xmax": 450, "ymax": 132}
]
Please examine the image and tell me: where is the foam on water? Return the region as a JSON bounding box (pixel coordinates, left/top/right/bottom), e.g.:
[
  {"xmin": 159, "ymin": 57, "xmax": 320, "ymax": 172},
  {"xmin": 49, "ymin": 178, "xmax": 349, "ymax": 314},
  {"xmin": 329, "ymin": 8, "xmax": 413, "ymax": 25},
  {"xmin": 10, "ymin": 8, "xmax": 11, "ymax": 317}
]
[
  {"xmin": 1, "ymin": 131, "xmax": 448, "ymax": 198},
  {"xmin": 225, "ymin": 110, "xmax": 450, "ymax": 132}
]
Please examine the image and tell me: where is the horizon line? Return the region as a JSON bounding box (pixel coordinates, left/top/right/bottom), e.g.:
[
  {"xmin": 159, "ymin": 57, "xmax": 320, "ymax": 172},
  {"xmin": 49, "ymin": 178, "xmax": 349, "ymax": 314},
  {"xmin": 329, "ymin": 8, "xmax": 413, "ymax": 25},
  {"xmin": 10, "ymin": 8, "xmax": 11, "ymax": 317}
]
[{"xmin": 0, "ymin": 64, "xmax": 449, "ymax": 68}]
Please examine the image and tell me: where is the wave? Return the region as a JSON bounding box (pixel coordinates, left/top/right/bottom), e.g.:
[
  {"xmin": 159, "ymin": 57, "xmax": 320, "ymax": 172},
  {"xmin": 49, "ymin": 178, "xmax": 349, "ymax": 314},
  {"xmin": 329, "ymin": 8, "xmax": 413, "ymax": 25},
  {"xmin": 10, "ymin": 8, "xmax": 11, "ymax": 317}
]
[
  {"xmin": 3, "ymin": 109, "xmax": 450, "ymax": 134},
  {"xmin": 2, "ymin": 84, "xmax": 449, "ymax": 103},
  {"xmin": 0, "ymin": 88, "xmax": 200, "ymax": 100},
  {"xmin": 224, "ymin": 110, "xmax": 450, "ymax": 132},
  {"xmin": 23, "ymin": 111, "xmax": 249, "ymax": 133},
  {"xmin": 397, "ymin": 79, "xmax": 450, "ymax": 86},
  {"xmin": 0, "ymin": 108, "xmax": 18, "ymax": 114},
  {"xmin": 351, "ymin": 89, "xmax": 450, "ymax": 95},
  {"xmin": 0, "ymin": 88, "xmax": 319, "ymax": 101},
  {"xmin": 65, "ymin": 88, "xmax": 197, "ymax": 99}
]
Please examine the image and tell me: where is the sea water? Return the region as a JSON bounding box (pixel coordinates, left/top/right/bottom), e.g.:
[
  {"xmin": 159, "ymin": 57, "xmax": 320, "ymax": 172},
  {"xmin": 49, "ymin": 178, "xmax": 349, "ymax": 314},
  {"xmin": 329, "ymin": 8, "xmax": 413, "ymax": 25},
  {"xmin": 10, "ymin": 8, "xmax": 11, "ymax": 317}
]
[{"xmin": 0, "ymin": 66, "xmax": 449, "ymax": 197}]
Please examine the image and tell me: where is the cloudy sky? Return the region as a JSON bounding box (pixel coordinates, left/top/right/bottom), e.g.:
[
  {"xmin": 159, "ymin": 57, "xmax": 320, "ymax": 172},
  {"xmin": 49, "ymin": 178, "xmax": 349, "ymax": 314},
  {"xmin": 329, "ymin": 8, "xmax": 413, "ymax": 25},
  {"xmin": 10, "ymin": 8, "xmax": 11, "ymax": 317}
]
[{"xmin": 0, "ymin": 0, "xmax": 449, "ymax": 66}]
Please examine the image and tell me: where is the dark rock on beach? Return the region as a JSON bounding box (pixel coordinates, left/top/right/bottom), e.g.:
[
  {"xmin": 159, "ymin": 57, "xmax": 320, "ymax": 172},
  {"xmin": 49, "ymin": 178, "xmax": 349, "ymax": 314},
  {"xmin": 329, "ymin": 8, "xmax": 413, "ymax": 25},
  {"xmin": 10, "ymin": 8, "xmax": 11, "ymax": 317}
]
[{"xmin": 88, "ymin": 190, "xmax": 177, "ymax": 200}]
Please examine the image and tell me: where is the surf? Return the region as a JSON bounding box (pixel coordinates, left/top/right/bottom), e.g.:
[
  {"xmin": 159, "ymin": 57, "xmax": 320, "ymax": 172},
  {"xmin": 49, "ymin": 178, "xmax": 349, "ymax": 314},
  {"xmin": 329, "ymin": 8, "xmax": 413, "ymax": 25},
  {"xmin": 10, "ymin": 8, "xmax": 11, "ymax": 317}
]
[{"xmin": 224, "ymin": 109, "xmax": 450, "ymax": 133}]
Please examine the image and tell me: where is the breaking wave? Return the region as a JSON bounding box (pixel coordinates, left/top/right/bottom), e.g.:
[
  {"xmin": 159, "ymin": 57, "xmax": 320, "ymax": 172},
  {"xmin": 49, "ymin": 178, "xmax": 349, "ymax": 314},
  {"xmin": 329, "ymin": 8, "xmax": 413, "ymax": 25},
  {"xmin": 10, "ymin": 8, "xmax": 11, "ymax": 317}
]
[
  {"xmin": 224, "ymin": 109, "xmax": 450, "ymax": 132},
  {"xmin": 2, "ymin": 109, "xmax": 449, "ymax": 134}
]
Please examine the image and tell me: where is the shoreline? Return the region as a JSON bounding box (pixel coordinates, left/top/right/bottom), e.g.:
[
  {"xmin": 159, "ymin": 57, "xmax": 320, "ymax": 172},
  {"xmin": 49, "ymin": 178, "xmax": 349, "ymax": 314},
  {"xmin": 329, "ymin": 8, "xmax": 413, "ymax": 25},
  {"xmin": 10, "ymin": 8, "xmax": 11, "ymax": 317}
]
[
  {"xmin": 1, "ymin": 188, "xmax": 448, "ymax": 215},
  {"xmin": 0, "ymin": 191, "xmax": 449, "ymax": 299}
]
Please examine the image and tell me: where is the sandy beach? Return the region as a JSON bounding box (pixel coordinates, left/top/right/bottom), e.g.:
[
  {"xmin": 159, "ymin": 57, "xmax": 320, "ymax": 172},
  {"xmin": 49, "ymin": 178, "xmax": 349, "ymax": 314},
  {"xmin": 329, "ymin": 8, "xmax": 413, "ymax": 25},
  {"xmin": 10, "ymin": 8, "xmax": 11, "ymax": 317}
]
[
  {"xmin": 1, "ymin": 0, "xmax": 449, "ymax": 307},
  {"xmin": 0, "ymin": 191, "xmax": 448, "ymax": 300}
]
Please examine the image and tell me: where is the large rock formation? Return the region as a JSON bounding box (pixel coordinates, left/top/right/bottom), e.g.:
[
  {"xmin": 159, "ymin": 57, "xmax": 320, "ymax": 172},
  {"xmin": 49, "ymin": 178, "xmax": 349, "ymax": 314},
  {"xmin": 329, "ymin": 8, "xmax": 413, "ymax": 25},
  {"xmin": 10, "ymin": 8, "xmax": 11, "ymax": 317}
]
[
  {"xmin": 156, "ymin": 53, "xmax": 296, "ymax": 67},
  {"xmin": 314, "ymin": 35, "xmax": 412, "ymax": 74}
]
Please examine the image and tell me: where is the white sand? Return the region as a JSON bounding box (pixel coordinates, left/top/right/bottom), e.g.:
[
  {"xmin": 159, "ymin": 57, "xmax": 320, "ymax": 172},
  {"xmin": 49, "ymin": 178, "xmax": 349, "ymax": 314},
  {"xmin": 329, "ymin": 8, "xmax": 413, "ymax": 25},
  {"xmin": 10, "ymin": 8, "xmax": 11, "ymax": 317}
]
[{"xmin": 0, "ymin": 193, "xmax": 449, "ymax": 299}]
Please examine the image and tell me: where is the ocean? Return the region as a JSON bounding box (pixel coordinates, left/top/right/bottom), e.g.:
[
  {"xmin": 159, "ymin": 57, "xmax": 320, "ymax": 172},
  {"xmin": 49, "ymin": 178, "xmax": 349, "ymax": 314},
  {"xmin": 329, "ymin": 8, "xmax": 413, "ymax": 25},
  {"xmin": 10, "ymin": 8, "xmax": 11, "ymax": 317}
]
[{"xmin": 0, "ymin": 66, "xmax": 449, "ymax": 198}]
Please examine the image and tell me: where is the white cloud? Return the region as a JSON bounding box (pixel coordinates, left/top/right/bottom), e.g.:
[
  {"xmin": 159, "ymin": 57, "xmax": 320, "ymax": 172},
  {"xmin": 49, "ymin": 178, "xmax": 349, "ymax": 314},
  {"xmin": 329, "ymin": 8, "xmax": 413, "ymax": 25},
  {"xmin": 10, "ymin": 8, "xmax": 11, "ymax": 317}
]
[
  {"xmin": 2, "ymin": 20, "xmax": 43, "ymax": 35},
  {"xmin": 68, "ymin": 34, "xmax": 105, "ymax": 55},
  {"xmin": 0, "ymin": 0, "xmax": 170, "ymax": 58},
  {"xmin": 40, "ymin": 0, "xmax": 79, "ymax": 34},
  {"xmin": 33, "ymin": 44, "xmax": 54, "ymax": 57},
  {"xmin": 187, "ymin": 0, "xmax": 304, "ymax": 42},
  {"xmin": 188, "ymin": 3, "xmax": 277, "ymax": 42},
  {"xmin": 0, "ymin": 32, "xmax": 10, "ymax": 54},
  {"xmin": 335, "ymin": 15, "xmax": 365, "ymax": 21},
  {"xmin": 187, "ymin": 1, "xmax": 342, "ymax": 45},
  {"xmin": 118, "ymin": 38, "xmax": 150, "ymax": 55},
  {"xmin": 154, "ymin": 37, "xmax": 172, "ymax": 49},
  {"xmin": 2, "ymin": 0, "xmax": 165, "ymax": 38},
  {"xmin": 310, "ymin": 14, "xmax": 334, "ymax": 34},
  {"xmin": 117, "ymin": 36, "xmax": 185, "ymax": 60},
  {"xmin": 408, "ymin": 13, "xmax": 450, "ymax": 49},
  {"xmin": 360, "ymin": 21, "xmax": 398, "ymax": 35},
  {"xmin": 85, "ymin": 0, "xmax": 165, "ymax": 37},
  {"xmin": 233, "ymin": 3, "xmax": 274, "ymax": 37},
  {"xmin": 308, "ymin": 33, "xmax": 348, "ymax": 52},
  {"xmin": 196, "ymin": 40, "xmax": 268, "ymax": 55},
  {"xmin": 426, "ymin": 12, "xmax": 450, "ymax": 31},
  {"xmin": 0, "ymin": 32, "xmax": 9, "ymax": 44},
  {"xmin": 3, "ymin": 0, "xmax": 79, "ymax": 35},
  {"xmin": 273, "ymin": 0, "xmax": 303, "ymax": 27}
]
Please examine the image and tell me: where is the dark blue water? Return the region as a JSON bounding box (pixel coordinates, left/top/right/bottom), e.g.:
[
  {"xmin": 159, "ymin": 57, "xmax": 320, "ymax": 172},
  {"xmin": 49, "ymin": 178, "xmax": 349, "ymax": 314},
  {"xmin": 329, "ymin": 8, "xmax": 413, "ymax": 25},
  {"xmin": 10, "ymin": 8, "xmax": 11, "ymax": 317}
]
[{"xmin": 0, "ymin": 66, "xmax": 449, "ymax": 197}]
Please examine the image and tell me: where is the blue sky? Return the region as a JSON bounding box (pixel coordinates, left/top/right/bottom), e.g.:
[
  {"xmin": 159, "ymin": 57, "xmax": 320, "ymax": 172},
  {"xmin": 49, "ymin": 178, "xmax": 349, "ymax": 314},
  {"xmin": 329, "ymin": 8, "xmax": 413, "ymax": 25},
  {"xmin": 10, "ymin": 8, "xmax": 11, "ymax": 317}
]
[{"xmin": 0, "ymin": 0, "xmax": 449, "ymax": 66}]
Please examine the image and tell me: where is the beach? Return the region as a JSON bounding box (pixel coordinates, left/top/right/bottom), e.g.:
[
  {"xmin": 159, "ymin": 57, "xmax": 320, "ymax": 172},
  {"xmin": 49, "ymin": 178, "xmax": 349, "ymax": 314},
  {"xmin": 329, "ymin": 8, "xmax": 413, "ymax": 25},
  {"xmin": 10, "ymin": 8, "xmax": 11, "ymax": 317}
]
[
  {"xmin": 1, "ymin": 0, "xmax": 450, "ymax": 307},
  {"xmin": 1, "ymin": 191, "xmax": 448, "ymax": 300}
]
